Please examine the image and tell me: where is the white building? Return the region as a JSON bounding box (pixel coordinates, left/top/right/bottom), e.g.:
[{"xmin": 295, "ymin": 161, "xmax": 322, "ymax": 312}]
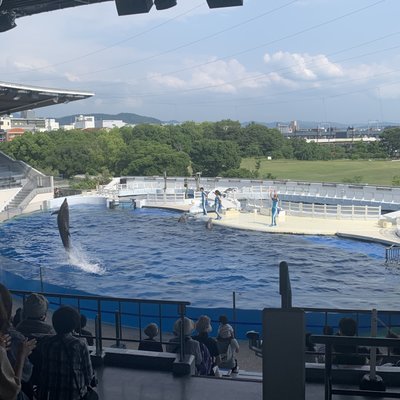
[
  {"xmin": 45, "ymin": 118, "xmax": 59, "ymax": 131},
  {"xmin": 95, "ymin": 119, "xmax": 126, "ymax": 129},
  {"xmin": 276, "ymin": 123, "xmax": 292, "ymax": 135},
  {"xmin": 74, "ymin": 115, "xmax": 95, "ymax": 129}
]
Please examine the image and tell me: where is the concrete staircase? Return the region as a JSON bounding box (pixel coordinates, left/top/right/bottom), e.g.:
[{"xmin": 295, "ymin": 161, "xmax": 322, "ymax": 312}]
[{"xmin": 7, "ymin": 185, "xmax": 32, "ymax": 209}]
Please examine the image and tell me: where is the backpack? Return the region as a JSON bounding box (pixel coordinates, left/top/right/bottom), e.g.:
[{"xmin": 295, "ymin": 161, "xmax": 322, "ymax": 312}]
[
  {"xmin": 217, "ymin": 339, "xmax": 235, "ymax": 369},
  {"xmin": 197, "ymin": 343, "xmax": 213, "ymax": 376}
]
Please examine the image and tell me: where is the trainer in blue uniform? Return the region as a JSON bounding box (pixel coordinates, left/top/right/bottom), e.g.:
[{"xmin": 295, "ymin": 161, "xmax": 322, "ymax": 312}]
[
  {"xmin": 200, "ymin": 187, "xmax": 208, "ymax": 216},
  {"xmin": 270, "ymin": 191, "xmax": 279, "ymax": 226},
  {"xmin": 214, "ymin": 190, "xmax": 222, "ymax": 220}
]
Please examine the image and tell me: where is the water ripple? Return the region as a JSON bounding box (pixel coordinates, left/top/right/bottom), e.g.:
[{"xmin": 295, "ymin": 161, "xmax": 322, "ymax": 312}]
[{"xmin": 0, "ymin": 206, "xmax": 394, "ymax": 309}]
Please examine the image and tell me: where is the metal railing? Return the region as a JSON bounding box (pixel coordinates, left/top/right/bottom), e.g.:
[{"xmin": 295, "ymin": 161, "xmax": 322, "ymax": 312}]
[
  {"xmin": 311, "ymin": 335, "xmax": 400, "ymax": 399},
  {"xmin": 281, "ymin": 201, "xmax": 381, "ymax": 219},
  {"xmin": 386, "ymin": 245, "xmax": 400, "ymax": 264},
  {"xmin": 10, "ymin": 289, "xmax": 190, "ymax": 360},
  {"xmin": 146, "ymin": 192, "xmax": 186, "ymax": 204}
]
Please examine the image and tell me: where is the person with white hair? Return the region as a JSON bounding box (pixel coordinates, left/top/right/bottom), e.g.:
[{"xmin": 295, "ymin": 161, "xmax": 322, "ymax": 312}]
[{"xmin": 166, "ymin": 317, "xmax": 202, "ymax": 368}]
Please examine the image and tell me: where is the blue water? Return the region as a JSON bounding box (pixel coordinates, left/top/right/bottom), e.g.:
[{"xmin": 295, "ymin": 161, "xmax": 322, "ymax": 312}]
[{"xmin": 0, "ymin": 205, "xmax": 398, "ymax": 310}]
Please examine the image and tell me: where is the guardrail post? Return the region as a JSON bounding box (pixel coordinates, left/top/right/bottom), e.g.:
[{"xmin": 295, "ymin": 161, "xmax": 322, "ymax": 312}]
[
  {"xmin": 95, "ymin": 314, "xmax": 102, "ymax": 356},
  {"xmin": 113, "ymin": 310, "xmax": 125, "ymax": 348},
  {"xmin": 96, "ymin": 301, "xmax": 102, "ymax": 354},
  {"xmin": 178, "ymin": 303, "xmax": 186, "ymax": 362}
]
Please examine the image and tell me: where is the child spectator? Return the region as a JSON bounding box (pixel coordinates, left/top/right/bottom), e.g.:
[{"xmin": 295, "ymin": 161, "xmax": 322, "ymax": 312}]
[
  {"xmin": 138, "ymin": 323, "xmax": 163, "ymax": 352},
  {"xmin": 217, "ymin": 315, "xmax": 234, "ymax": 339},
  {"xmin": 216, "ymin": 315, "xmax": 239, "ymax": 373}
]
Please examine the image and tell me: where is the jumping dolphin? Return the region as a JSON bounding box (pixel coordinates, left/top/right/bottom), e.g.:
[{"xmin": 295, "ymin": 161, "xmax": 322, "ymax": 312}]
[
  {"xmin": 206, "ymin": 218, "xmax": 213, "ymax": 230},
  {"xmin": 51, "ymin": 198, "xmax": 71, "ymax": 250}
]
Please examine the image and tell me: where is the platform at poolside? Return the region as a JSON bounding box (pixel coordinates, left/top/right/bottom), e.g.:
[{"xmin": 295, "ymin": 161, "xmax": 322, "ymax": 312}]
[{"xmin": 146, "ymin": 202, "xmax": 400, "ymax": 246}]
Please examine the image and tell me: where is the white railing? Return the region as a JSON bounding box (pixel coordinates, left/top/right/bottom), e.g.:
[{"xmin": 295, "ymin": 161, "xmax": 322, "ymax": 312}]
[
  {"xmin": 281, "ymin": 201, "xmax": 381, "ymax": 220},
  {"xmin": 146, "ymin": 193, "xmax": 186, "ymax": 204}
]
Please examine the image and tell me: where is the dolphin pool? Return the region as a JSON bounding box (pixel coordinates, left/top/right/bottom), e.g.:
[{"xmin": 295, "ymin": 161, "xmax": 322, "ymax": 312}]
[{"xmin": 0, "ymin": 205, "xmax": 398, "ymax": 310}]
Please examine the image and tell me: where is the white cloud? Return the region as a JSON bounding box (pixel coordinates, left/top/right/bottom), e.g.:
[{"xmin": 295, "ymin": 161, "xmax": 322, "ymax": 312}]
[
  {"xmin": 148, "ymin": 73, "xmax": 186, "ymax": 89},
  {"xmin": 263, "ymin": 51, "xmax": 344, "ymax": 82}
]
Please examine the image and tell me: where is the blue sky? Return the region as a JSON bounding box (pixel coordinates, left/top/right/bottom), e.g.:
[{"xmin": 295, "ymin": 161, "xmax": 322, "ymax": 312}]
[{"xmin": 2, "ymin": 0, "xmax": 400, "ymax": 124}]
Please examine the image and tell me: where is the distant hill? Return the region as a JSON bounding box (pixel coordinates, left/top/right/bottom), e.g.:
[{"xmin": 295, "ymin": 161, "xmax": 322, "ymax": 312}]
[{"xmin": 55, "ymin": 112, "xmax": 162, "ymax": 125}]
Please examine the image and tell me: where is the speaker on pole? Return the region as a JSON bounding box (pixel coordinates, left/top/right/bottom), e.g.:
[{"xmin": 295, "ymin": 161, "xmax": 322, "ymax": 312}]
[
  {"xmin": 206, "ymin": 0, "xmax": 243, "ymax": 8},
  {"xmin": 115, "ymin": 0, "xmax": 153, "ymax": 15}
]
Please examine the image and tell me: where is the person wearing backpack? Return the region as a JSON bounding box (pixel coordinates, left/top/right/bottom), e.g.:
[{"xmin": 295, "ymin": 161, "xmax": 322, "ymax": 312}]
[
  {"xmin": 192, "ymin": 315, "xmax": 220, "ymax": 376},
  {"xmin": 216, "ymin": 315, "xmax": 239, "ymax": 373}
]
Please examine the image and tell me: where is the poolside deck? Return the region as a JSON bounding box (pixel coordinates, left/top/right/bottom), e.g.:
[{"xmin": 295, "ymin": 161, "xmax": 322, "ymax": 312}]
[{"xmin": 200, "ymin": 210, "xmax": 400, "ymax": 246}]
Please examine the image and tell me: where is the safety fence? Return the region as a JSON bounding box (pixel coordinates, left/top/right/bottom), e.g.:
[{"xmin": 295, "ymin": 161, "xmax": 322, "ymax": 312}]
[
  {"xmin": 281, "ymin": 201, "xmax": 381, "ymax": 220},
  {"xmin": 386, "ymin": 245, "xmax": 400, "ymax": 264}
]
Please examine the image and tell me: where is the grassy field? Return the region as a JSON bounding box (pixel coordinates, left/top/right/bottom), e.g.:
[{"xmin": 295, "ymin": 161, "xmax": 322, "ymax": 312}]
[{"xmin": 241, "ymin": 158, "xmax": 400, "ymax": 186}]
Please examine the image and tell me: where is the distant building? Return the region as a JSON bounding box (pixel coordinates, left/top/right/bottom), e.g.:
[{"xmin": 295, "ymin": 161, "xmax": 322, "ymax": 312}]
[
  {"xmin": 0, "ymin": 116, "xmax": 11, "ymax": 133},
  {"xmin": 45, "ymin": 119, "xmax": 59, "ymax": 131},
  {"xmin": 6, "ymin": 128, "xmax": 25, "ymax": 141},
  {"xmin": 290, "ymin": 120, "xmax": 299, "ymax": 132},
  {"xmin": 61, "ymin": 124, "xmax": 75, "ymax": 131},
  {"xmin": 0, "ymin": 111, "xmax": 61, "ymax": 141},
  {"xmin": 95, "ymin": 119, "xmax": 126, "ymax": 129},
  {"xmin": 74, "ymin": 115, "xmax": 95, "ymax": 129},
  {"xmin": 276, "ymin": 123, "xmax": 292, "ymax": 135}
]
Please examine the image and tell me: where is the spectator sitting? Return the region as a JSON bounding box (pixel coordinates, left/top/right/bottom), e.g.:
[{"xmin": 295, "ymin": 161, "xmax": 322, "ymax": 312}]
[
  {"xmin": 166, "ymin": 317, "xmax": 202, "ymax": 369},
  {"xmin": 75, "ymin": 314, "xmax": 94, "ymax": 346},
  {"xmin": 12, "ymin": 308, "xmax": 23, "ymax": 328},
  {"xmin": 316, "ymin": 325, "xmax": 333, "ymax": 363},
  {"xmin": 380, "ymin": 331, "xmax": 400, "ymax": 366},
  {"xmin": 216, "ymin": 316, "xmax": 239, "ymax": 373},
  {"xmin": 192, "ymin": 315, "xmax": 220, "ymax": 367},
  {"xmin": 17, "ymin": 293, "xmax": 55, "ymax": 337},
  {"xmin": 36, "ymin": 306, "xmax": 95, "ymax": 400},
  {"xmin": 0, "ymin": 283, "xmax": 34, "ymax": 398},
  {"xmin": 218, "ymin": 315, "xmax": 235, "ymax": 339},
  {"xmin": 0, "ymin": 300, "xmax": 36, "ymax": 400},
  {"xmin": 305, "ymin": 332, "xmax": 318, "ymax": 363},
  {"xmin": 138, "ymin": 323, "xmax": 163, "ymax": 352},
  {"xmin": 333, "ymin": 317, "xmax": 367, "ymax": 366}
]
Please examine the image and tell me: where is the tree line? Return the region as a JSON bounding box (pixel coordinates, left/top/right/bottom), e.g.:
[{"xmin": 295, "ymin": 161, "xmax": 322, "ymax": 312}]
[{"xmin": 0, "ymin": 120, "xmax": 398, "ymax": 182}]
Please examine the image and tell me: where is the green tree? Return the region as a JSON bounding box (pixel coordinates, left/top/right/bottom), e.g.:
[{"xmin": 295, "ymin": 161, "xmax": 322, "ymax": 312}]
[
  {"xmin": 117, "ymin": 140, "xmax": 190, "ymax": 176},
  {"xmin": 380, "ymin": 127, "xmax": 400, "ymax": 158},
  {"xmin": 190, "ymin": 139, "xmax": 241, "ymax": 176}
]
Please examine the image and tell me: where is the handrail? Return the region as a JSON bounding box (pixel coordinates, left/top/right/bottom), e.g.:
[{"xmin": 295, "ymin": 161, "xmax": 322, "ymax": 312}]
[
  {"xmin": 10, "ymin": 289, "xmax": 190, "ymax": 358},
  {"xmin": 386, "ymin": 245, "xmax": 400, "ymax": 264},
  {"xmin": 310, "ymin": 335, "xmax": 400, "ymax": 399}
]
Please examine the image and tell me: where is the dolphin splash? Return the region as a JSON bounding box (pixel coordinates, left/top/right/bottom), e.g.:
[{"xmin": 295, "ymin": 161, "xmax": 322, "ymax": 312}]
[{"xmin": 52, "ymin": 198, "xmax": 71, "ymax": 250}]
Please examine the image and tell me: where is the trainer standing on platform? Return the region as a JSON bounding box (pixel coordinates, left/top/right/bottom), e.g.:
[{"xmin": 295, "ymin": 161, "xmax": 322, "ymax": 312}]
[
  {"xmin": 214, "ymin": 190, "xmax": 222, "ymax": 220},
  {"xmin": 270, "ymin": 191, "xmax": 279, "ymax": 227},
  {"xmin": 200, "ymin": 187, "xmax": 208, "ymax": 216}
]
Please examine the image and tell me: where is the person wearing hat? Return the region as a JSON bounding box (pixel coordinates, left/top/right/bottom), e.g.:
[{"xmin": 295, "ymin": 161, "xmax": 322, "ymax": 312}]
[
  {"xmin": 17, "ymin": 293, "xmax": 55, "ymax": 337},
  {"xmin": 166, "ymin": 317, "xmax": 203, "ymax": 368},
  {"xmin": 138, "ymin": 323, "xmax": 163, "ymax": 352}
]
